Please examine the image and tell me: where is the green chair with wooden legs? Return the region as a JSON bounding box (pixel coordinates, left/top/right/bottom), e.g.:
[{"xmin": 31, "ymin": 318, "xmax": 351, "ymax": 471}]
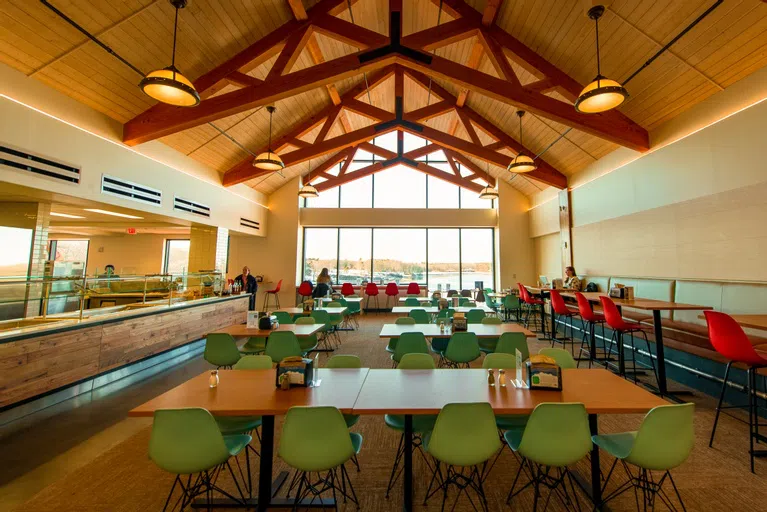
[
  {"xmin": 538, "ymin": 347, "xmax": 577, "ymax": 369},
  {"xmin": 388, "ymin": 317, "xmax": 416, "ymax": 354},
  {"xmin": 391, "ymin": 332, "xmax": 430, "ymax": 367},
  {"xmin": 505, "ymin": 403, "xmax": 592, "ymax": 511},
  {"xmin": 495, "ymin": 332, "xmax": 530, "ymax": 360},
  {"xmin": 273, "ymin": 311, "xmax": 294, "ymax": 325},
  {"xmin": 294, "ymin": 317, "xmax": 318, "ymax": 355},
  {"xmin": 593, "ymin": 403, "xmax": 694, "ymax": 511},
  {"xmin": 467, "ymin": 309, "xmax": 486, "ymax": 324},
  {"xmin": 204, "ymin": 333, "xmax": 242, "ymax": 368},
  {"xmin": 325, "ymin": 355, "xmax": 363, "ymax": 430},
  {"xmin": 384, "ymin": 353, "xmax": 438, "ymax": 498},
  {"xmin": 423, "ymin": 402, "xmax": 501, "ymax": 510},
  {"xmin": 311, "ymin": 309, "xmax": 335, "ymax": 349},
  {"xmin": 280, "ymin": 406, "xmax": 362, "ymax": 507},
  {"xmin": 409, "ymin": 309, "xmax": 431, "ymax": 325},
  {"xmin": 150, "ymin": 408, "xmax": 250, "ymax": 510},
  {"xmin": 444, "ymin": 331, "xmax": 481, "ymax": 368},
  {"xmin": 264, "ymin": 331, "xmax": 302, "ymax": 363},
  {"xmin": 404, "ymin": 297, "xmax": 421, "ymax": 306},
  {"xmin": 326, "ymin": 301, "xmax": 346, "ymax": 341},
  {"xmin": 479, "ymin": 317, "xmax": 501, "ymax": 353}
]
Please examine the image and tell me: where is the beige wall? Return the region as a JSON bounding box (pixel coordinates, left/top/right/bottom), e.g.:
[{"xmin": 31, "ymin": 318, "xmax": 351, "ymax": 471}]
[
  {"xmin": 534, "ymin": 233, "xmax": 562, "ymax": 281},
  {"xmin": 497, "ymin": 180, "xmax": 535, "ymax": 289},
  {"xmin": 71, "ymin": 234, "xmax": 167, "ymax": 275}
]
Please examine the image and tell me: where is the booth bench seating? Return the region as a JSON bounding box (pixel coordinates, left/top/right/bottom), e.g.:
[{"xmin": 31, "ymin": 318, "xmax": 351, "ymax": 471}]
[{"xmin": 581, "ymin": 276, "xmax": 767, "ymax": 374}]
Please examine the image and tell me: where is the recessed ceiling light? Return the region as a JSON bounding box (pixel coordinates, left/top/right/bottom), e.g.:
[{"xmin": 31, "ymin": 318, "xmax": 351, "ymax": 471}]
[
  {"xmin": 50, "ymin": 212, "xmax": 85, "ymax": 219},
  {"xmin": 84, "ymin": 208, "xmax": 144, "ymax": 219}
]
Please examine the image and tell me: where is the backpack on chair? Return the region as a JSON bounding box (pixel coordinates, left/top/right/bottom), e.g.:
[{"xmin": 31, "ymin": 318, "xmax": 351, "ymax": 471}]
[{"xmin": 585, "ymin": 282, "xmax": 598, "ymax": 292}]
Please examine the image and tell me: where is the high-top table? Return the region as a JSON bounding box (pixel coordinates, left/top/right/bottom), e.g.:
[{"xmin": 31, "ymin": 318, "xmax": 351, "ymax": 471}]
[
  {"xmin": 317, "ymin": 296, "xmax": 363, "ymax": 304},
  {"xmin": 129, "ymin": 368, "xmax": 370, "ymax": 510},
  {"xmin": 216, "ymin": 323, "xmax": 324, "ymax": 338},
  {"xmin": 380, "ymin": 322, "xmax": 534, "ymax": 338},
  {"xmin": 353, "ymin": 368, "xmax": 667, "ymax": 511},
  {"xmin": 561, "ymin": 291, "xmax": 713, "ymax": 398},
  {"xmin": 391, "ymin": 303, "xmax": 496, "ymax": 314}
]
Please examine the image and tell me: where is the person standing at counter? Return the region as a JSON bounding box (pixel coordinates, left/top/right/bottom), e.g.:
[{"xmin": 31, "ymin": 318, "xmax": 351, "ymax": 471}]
[{"xmin": 235, "ymin": 266, "xmax": 258, "ymax": 310}]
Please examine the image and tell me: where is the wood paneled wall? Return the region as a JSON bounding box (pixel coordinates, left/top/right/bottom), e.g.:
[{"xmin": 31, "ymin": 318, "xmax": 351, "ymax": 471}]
[{"xmin": 0, "ymin": 296, "xmax": 248, "ymax": 408}]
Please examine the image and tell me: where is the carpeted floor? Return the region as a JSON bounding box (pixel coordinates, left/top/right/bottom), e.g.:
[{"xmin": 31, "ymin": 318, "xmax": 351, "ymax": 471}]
[{"xmin": 11, "ymin": 313, "xmax": 767, "ymax": 511}]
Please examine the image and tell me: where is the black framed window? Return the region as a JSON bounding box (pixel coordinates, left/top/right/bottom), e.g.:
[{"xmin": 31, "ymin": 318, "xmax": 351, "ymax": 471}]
[{"xmin": 163, "ymin": 239, "xmax": 190, "ymax": 274}]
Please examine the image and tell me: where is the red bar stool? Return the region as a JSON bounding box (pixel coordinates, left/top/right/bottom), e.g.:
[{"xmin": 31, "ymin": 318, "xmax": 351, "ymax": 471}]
[
  {"xmin": 297, "ymin": 280, "xmax": 313, "ymax": 304},
  {"xmin": 704, "ymin": 310, "xmax": 767, "ymax": 473},
  {"xmin": 575, "ymin": 292, "xmax": 607, "ymax": 367},
  {"xmin": 517, "ymin": 283, "xmax": 544, "ymax": 335},
  {"xmin": 599, "ymin": 296, "xmax": 658, "ymax": 385},
  {"xmin": 406, "ymin": 282, "xmax": 420, "ymax": 295},
  {"xmin": 384, "ymin": 282, "xmax": 399, "ymax": 309},
  {"xmin": 341, "ymin": 283, "xmax": 355, "ymax": 296},
  {"xmin": 263, "ymin": 279, "xmax": 282, "ymax": 310},
  {"xmin": 365, "ymin": 282, "xmax": 380, "ymax": 313},
  {"xmin": 549, "ymin": 290, "xmax": 580, "ymax": 354}
]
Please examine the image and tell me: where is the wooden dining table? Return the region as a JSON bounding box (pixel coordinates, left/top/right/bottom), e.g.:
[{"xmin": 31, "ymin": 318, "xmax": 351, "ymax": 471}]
[
  {"xmin": 278, "ymin": 306, "xmax": 347, "ymax": 315},
  {"xmin": 317, "ymin": 296, "xmax": 363, "ymax": 303},
  {"xmin": 353, "ymin": 368, "xmax": 667, "ymax": 511},
  {"xmin": 379, "ymin": 322, "xmax": 534, "ymax": 338},
  {"xmin": 561, "ymin": 291, "xmax": 713, "ymax": 398},
  {"xmin": 391, "ymin": 303, "xmax": 496, "ymax": 314},
  {"xmin": 129, "ymin": 368, "xmax": 370, "ymax": 511},
  {"xmin": 216, "ymin": 323, "xmax": 324, "ymax": 338}
]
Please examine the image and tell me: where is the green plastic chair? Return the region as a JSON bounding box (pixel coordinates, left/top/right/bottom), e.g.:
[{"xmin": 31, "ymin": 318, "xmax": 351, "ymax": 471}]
[
  {"xmin": 388, "ymin": 317, "xmax": 416, "ymax": 354},
  {"xmin": 150, "ymin": 408, "xmax": 249, "ymax": 506},
  {"xmin": 265, "ymin": 331, "xmax": 302, "ymax": 363},
  {"xmin": 424, "ymin": 403, "xmax": 501, "ymax": 509},
  {"xmin": 482, "ymin": 354, "xmax": 529, "ymax": 431},
  {"xmin": 398, "ymin": 353, "xmax": 436, "ymax": 369},
  {"xmin": 404, "ymin": 297, "xmax": 420, "ymax": 306},
  {"xmin": 593, "ymin": 403, "xmax": 694, "ymax": 509},
  {"xmin": 444, "ymin": 331, "xmax": 481, "ymax": 368},
  {"xmin": 458, "ymin": 297, "xmax": 470, "ymax": 306},
  {"xmin": 311, "ymin": 309, "xmax": 336, "ymax": 348},
  {"xmin": 466, "ymin": 309, "xmax": 486, "ymax": 324},
  {"xmin": 233, "ymin": 355, "xmax": 273, "ymax": 370},
  {"xmin": 344, "ymin": 296, "xmax": 361, "ymax": 328},
  {"xmin": 240, "ymin": 336, "xmax": 266, "ymax": 355},
  {"xmin": 505, "ymin": 403, "xmax": 592, "ymax": 507},
  {"xmin": 204, "ymin": 333, "xmax": 242, "ymax": 368},
  {"xmin": 436, "ymin": 308, "xmax": 454, "ymax": 321},
  {"xmin": 482, "ymin": 353, "xmax": 517, "ymax": 370},
  {"xmin": 502, "ymin": 294, "xmax": 520, "ymax": 321},
  {"xmin": 326, "ymin": 301, "xmax": 346, "ymax": 328},
  {"xmin": 495, "ymin": 332, "xmax": 530, "ymax": 361},
  {"xmin": 479, "ymin": 316, "xmax": 501, "ymax": 353},
  {"xmin": 538, "ymin": 347, "xmax": 577, "ymax": 369},
  {"xmin": 408, "ymin": 309, "xmax": 430, "ymax": 324},
  {"xmin": 464, "ymin": 301, "xmax": 477, "ymax": 307},
  {"xmin": 326, "ymin": 355, "xmax": 362, "ymax": 429},
  {"xmin": 294, "ymin": 317, "xmax": 319, "ymax": 355},
  {"xmin": 279, "ymin": 406, "xmax": 361, "ymax": 506},
  {"xmin": 392, "ymin": 331, "xmax": 429, "ymax": 366},
  {"xmin": 273, "ymin": 311, "xmax": 294, "ymax": 325}
]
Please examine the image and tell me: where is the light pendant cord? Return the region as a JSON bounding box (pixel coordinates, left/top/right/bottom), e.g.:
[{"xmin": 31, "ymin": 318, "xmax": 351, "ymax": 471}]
[
  {"xmin": 426, "ymin": 0, "xmax": 444, "ymax": 106},
  {"xmin": 346, "ymin": 0, "xmax": 373, "ymax": 105},
  {"xmin": 595, "ymin": 14, "xmax": 601, "ymax": 79},
  {"xmin": 171, "ymin": 5, "xmax": 179, "ymax": 78}
]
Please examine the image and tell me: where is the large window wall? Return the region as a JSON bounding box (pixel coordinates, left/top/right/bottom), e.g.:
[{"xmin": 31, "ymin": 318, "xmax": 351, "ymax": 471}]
[
  {"xmin": 304, "ymin": 132, "xmax": 494, "ymax": 209},
  {"xmin": 302, "ymin": 227, "xmax": 495, "ymax": 290}
]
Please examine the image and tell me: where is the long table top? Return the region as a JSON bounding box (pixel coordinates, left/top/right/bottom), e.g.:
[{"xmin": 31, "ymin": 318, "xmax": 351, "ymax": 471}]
[
  {"xmin": 559, "ymin": 291, "xmax": 713, "ymax": 311},
  {"xmin": 379, "ymin": 323, "xmax": 534, "ymax": 338},
  {"xmin": 129, "ymin": 369, "xmax": 369, "ymax": 416},
  {"xmin": 129, "ymin": 368, "xmax": 666, "ymax": 417},
  {"xmin": 278, "ymin": 307, "xmax": 347, "ymax": 315},
  {"xmin": 317, "ymin": 296, "xmax": 363, "ymax": 303},
  {"xmin": 391, "ymin": 304, "xmax": 495, "ymax": 314},
  {"xmin": 216, "ymin": 323, "xmax": 324, "ymax": 338}
]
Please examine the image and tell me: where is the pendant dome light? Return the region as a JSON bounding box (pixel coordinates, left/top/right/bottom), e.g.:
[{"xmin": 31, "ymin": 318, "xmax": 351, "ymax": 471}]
[
  {"xmin": 139, "ymin": 0, "xmax": 200, "ymax": 107},
  {"xmin": 253, "ymin": 106, "xmax": 285, "ymax": 171},
  {"xmin": 298, "ymin": 159, "xmax": 319, "ymax": 199},
  {"xmin": 507, "ymin": 111, "xmax": 537, "ymax": 173},
  {"xmin": 479, "ymin": 160, "xmax": 499, "ymax": 200},
  {"xmin": 575, "ymin": 5, "xmax": 628, "ymax": 113}
]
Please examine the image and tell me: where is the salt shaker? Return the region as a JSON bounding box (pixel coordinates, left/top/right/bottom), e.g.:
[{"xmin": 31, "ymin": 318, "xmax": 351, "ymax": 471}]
[
  {"xmin": 498, "ymin": 369, "xmax": 507, "ymax": 387},
  {"xmin": 487, "ymin": 368, "xmax": 495, "ymax": 387},
  {"xmin": 209, "ymin": 370, "xmax": 219, "ymax": 388}
]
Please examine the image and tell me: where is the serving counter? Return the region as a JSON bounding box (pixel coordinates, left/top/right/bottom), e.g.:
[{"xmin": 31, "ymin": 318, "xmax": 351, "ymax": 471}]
[{"xmin": 0, "ymin": 294, "xmax": 250, "ymax": 409}]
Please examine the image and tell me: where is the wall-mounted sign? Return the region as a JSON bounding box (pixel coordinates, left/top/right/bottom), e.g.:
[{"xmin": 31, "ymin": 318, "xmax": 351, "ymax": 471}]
[{"xmin": 126, "ymin": 227, "xmax": 137, "ymax": 235}]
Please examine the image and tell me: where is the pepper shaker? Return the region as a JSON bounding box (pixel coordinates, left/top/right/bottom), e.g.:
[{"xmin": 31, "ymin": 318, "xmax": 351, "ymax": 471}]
[
  {"xmin": 209, "ymin": 370, "xmax": 219, "ymax": 388},
  {"xmin": 487, "ymin": 368, "xmax": 495, "ymax": 387}
]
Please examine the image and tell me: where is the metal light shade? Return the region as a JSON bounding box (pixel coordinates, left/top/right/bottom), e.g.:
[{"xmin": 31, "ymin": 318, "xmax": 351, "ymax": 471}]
[
  {"xmin": 508, "ymin": 154, "xmax": 537, "ymax": 173},
  {"xmin": 575, "ymin": 76, "xmax": 628, "ymax": 113},
  {"xmin": 140, "ymin": 66, "xmax": 200, "ymax": 107},
  {"xmin": 298, "ymin": 184, "xmax": 319, "ymax": 198},
  {"xmin": 478, "ymin": 186, "xmax": 499, "ymax": 200},
  {"xmin": 253, "ymin": 151, "xmax": 285, "ymax": 171}
]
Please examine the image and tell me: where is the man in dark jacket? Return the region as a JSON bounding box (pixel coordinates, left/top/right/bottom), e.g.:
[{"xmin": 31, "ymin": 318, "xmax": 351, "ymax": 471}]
[{"xmin": 234, "ymin": 266, "xmax": 258, "ymax": 310}]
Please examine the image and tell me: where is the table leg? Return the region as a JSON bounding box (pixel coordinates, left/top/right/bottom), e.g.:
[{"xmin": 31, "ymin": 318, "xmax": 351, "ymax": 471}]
[
  {"xmin": 404, "ymin": 414, "xmax": 413, "ymax": 512},
  {"xmin": 257, "ymin": 415, "xmax": 275, "ymax": 512},
  {"xmin": 642, "ymin": 310, "xmax": 693, "ymax": 401},
  {"xmin": 589, "ymin": 414, "xmax": 603, "ymax": 509}
]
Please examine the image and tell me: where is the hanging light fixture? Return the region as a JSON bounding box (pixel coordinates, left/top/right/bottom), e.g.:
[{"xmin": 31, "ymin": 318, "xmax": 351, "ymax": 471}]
[
  {"xmin": 508, "ymin": 111, "xmax": 537, "ymax": 173},
  {"xmin": 478, "ymin": 186, "xmax": 499, "ymax": 200},
  {"xmin": 575, "ymin": 5, "xmax": 628, "ymax": 113},
  {"xmin": 139, "ymin": 0, "xmax": 199, "ymax": 107},
  {"xmin": 253, "ymin": 106, "xmax": 285, "ymax": 171},
  {"xmin": 298, "ymin": 159, "xmax": 319, "ymax": 198}
]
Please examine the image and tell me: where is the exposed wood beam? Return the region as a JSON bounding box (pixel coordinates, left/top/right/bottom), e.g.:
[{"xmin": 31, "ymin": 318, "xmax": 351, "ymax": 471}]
[
  {"xmin": 443, "ymin": 150, "xmax": 494, "ymax": 185},
  {"xmin": 282, "ymin": 123, "xmax": 398, "ymax": 167},
  {"xmin": 403, "ymin": 143, "xmax": 441, "ymax": 160},
  {"xmin": 315, "ymin": 161, "xmax": 384, "ymax": 191},
  {"xmin": 304, "ymin": 148, "xmax": 353, "ymax": 183},
  {"xmin": 410, "ymin": 161, "xmax": 485, "ymax": 192},
  {"xmin": 445, "ymin": 152, "xmax": 461, "ymax": 176},
  {"xmin": 477, "ymin": 29, "xmax": 520, "ymax": 86},
  {"xmin": 344, "ymin": 99, "xmax": 396, "ymax": 122},
  {"xmin": 455, "ymin": 108, "xmax": 481, "ymax": 145},
  {"xmin": 311, "ymin": 14, "xmax": 389, "ymax": 49},
  {"xmin": 227, "ymin": 72, "xmax": 264, "ymax": 88},
  {"xmin": 481, "ymin": 0, "xmax": 503, "ymax": 26},
  {"xmin": 316, "ymin": 105, "xmax": 342, "ymax": 142},
  {"xmin": 358, "ymin": 142, "xmax": 397, "ymax": 160},
  {"xmin": 400, "ymin": 18, "xmax": 477, "ymax": 51},
  {"xmin": 266, "ymin": 25, "xmax": 314, "ymax": 80},
  {"xmin": 402, "ymin": 101, "xmax": 454, "ymax": 122},
  {"xmin": 338, "ymin": 147, "xmax": 357, "ymax": 175}
]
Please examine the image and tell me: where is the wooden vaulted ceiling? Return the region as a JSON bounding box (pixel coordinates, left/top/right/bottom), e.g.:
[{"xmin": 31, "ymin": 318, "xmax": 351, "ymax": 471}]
[{"xmin": 2, "ymin": 1, "xmax": 767, "ymax": 197}]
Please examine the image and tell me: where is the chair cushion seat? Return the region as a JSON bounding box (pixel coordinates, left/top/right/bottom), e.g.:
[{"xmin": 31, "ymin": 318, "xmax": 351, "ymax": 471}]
[
  {"xmin": 350, "ymin": 432, "xmax": 363, "ymax": 454},
  {"xmin": 384, "ymin": 414, "xmax": 437, "ymax": 433},
  {"xmin": 495, "ymin": 414, "xmax": 529, "ymax": 431},
  {"xmin": 591, "ymin": 431, "xmax": 637, "ymax": 460},
  {"xmin": 224, "ymin": 433, "xmax": 253, "ymax": 457},
  {"xmin": 216, "ymin": 416, "xmax": 263, "ymax": 436}
]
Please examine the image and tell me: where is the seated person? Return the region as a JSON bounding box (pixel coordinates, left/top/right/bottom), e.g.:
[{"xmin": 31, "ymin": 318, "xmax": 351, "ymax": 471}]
[
  {"xmin": 312, "ymin": 267, "xmax": 333, "ymax": 298},
  {"xmin": 563, "ymin": 266, "xmax": 582, "ymax": 291}
]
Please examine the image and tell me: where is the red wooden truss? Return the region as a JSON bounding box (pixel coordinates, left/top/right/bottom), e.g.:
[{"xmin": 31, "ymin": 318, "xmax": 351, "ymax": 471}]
[{"xmin": 122, "ymin": 0, "xmax": 650, "ymax": 190}]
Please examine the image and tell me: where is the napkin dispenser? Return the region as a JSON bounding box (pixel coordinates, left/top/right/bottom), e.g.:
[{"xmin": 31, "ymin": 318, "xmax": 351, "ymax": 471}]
[
  {"xmin": 258, "ymin": 314, "xmax": 279, "ymax": 330},
  {"xmin": 452, "ymin": 312, "xmax": 468, "ymax": 331},
  {"xmin": 525, "ymin": 355, "xmax": 562, "ymax": 391},
  {"xmin": 302, "ymin": 299, "xmax": 315, "ymax": 313},
  {"xmin": 275, "ymin": 356, "xmax": 315, "ymax": 387},
  {"xmin": 609, "ymin": 284, "xmax": 634, "ymax": 300}
]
